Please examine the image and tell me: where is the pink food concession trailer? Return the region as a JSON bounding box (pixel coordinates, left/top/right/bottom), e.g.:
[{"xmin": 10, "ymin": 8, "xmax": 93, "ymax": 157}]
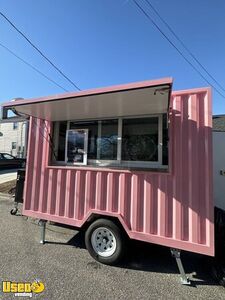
[{"xmin": 2, "ymin": 78, "xmax": 219, "ymax": 285}]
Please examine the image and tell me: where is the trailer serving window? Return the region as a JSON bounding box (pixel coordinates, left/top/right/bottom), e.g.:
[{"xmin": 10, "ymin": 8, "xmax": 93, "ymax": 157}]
[{"xmin": 52, "ymin": 114, "xmax": 168, "ymax": 169}]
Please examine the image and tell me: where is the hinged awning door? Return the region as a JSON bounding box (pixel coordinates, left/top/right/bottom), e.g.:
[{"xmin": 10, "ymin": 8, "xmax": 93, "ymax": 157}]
[{"xmin": 1, "ymin": 78, "xmax": 172, "ymax": 121}]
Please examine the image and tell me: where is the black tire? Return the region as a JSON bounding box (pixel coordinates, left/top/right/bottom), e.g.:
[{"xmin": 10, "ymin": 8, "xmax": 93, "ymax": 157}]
[
  {"xmin": 85, "ymin": 218, "xmax": 126, "ymax": 265},
  {"xmin": 10, "ymin": 208, "xmax": 18, "ymax": 215}
]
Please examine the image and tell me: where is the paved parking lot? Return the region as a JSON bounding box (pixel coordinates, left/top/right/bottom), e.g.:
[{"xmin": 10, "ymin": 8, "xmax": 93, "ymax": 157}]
[{"xmin": 0, "ymin": 193, "xmax": 225, "ymax": 299}]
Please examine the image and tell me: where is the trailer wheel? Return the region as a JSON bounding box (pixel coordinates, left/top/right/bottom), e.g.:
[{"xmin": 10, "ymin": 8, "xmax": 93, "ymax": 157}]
[
  {"xmin": 10, "ymin": 208, "xmax": 18, "ymax": 215},
  {"xmin": 85, "ymin": 219, "xmax": 125, "ymax": 265}
]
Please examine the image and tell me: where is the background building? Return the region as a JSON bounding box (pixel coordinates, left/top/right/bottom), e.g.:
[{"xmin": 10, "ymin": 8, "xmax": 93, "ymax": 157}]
[{"xmin": 0, "ymin": 120, "xmax": 27, "ymax": 157}]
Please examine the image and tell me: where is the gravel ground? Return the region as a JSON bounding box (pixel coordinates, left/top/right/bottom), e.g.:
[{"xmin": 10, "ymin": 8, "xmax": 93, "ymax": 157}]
[{"xmin": 0, "ymin": 193, "xmax": 225, "ymax": 300}]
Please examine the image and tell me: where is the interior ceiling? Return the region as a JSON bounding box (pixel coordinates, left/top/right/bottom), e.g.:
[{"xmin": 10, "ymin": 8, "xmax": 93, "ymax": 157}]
[{"xmin": 8, "ymin": 84, "xmax": 171, "ymax": 121}]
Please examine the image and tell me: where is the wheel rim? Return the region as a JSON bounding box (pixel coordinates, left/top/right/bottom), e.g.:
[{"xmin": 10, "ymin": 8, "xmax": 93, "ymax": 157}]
[{"xmin": 91, "ymin": 227, "xmax": 117, "ymax": 257}]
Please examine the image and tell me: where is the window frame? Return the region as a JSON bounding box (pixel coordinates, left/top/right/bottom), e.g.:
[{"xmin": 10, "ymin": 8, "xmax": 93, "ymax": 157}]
[
  {"xmin": 11, "ymin": 142, "xmax": 17, "ymax": 150},
  {"xmin": 65, "ymin": 128, "xmax": 89, "ymax": 165},
  {"xmin": 52, "ymin": 114, "xmax": 166, "ymax": 169},
  {"xmin": 119, "ymin": 114, "xmax": 162, "ymax": 166}
]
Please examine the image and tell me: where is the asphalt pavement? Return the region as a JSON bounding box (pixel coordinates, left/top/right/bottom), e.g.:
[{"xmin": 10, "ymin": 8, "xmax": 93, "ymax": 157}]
[{"xmin": 0, "ymin": 193, "xmax": 225, "ymax": 300}]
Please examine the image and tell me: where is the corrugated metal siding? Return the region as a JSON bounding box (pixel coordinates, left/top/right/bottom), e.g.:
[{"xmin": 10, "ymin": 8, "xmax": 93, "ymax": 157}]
[{"xmin": 23, "ymin": 88, "xmax": 214, "ymax": 256}]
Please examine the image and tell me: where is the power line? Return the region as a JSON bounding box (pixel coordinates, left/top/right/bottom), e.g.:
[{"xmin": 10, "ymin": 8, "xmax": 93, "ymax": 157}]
[
  {"xmin": 0, "ymin": 11, "xmax": 81, "ymax": 91},
  {"xmin": 0, "ymin": 42, "xmax": 68, "ymax": 92},
  {"xmin": 132, "ymin": 0, "xmax": 225, "ymax": 99},
  {"xmin": 143, "ymin": 0, "xmax": 225, "ymax": 94}
]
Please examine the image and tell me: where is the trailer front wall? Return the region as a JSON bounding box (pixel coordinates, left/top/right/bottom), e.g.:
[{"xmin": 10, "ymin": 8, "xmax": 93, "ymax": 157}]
[{"xmin": 23, "ymin": 88, "xmax": 214, "ymax": 256}]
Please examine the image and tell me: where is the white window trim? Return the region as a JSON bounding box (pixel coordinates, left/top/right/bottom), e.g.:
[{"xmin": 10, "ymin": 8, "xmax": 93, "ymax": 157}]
[
  {"xmin": 53, "ymin": 114, "xmax": 167, "ymax": 169},
  {"xmin": 117, "ymin": 118, "xmax": 122, "ymax": 162},
  {"xmin": 158, "ymin": 114, "xmax": 163, "ymax": 166},
  {"xmin": 65, "ymin": 129, "xmax": 88, "ymax": 165}
]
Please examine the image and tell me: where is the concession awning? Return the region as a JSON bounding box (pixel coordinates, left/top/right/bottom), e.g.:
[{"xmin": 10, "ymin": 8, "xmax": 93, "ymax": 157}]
[{"xmin": 1, "ymin": 78, "xmax": 172, "ymax": 122}]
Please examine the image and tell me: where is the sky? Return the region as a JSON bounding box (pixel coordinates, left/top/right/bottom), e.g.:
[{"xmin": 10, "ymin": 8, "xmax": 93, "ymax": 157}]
[{"xmin": 0, "ymin": 0, "xmax": 224, "ymax": 114}]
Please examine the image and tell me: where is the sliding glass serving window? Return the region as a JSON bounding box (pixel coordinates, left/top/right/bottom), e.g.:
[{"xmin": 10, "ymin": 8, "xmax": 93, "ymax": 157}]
[
  {"xmin": 53, "ymin": 115, "xmax": 166, "ymax": 168},
  {"xmin": 122, "ymin": 117, "xmax": 159, "ymax": 162},
  {"xmin": 69, "ymin": 119, "xmax": 118, "ymax": 165},
  {"xmin": 98, "ymin": 120, "xmax": 118, "ymax": 160},
  {"xmin": 70, "ymin": 121, "xmax": 98, "ymax": 159}
]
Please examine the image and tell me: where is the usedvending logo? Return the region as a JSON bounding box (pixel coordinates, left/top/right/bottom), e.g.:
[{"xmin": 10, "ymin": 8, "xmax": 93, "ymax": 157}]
[{"xmin": 2, "ymin": 280, "xmax": 45, "ymax": 297}]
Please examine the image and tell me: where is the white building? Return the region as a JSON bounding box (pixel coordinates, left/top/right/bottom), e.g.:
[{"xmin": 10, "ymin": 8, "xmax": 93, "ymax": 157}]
[{"xmin": 0, "ymin": 120, "xmax": 27, "ymax": 157}]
